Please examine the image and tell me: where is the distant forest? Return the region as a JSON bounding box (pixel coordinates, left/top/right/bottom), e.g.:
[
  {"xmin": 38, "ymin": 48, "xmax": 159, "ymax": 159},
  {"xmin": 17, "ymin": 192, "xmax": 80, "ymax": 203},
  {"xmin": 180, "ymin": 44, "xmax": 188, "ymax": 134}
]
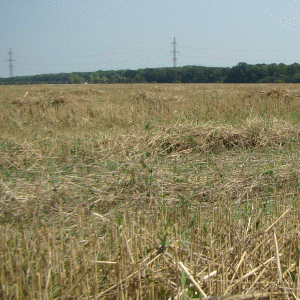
[{"xmin": 2, "ymin": 62, "xmax": 300, "ymax": 84}]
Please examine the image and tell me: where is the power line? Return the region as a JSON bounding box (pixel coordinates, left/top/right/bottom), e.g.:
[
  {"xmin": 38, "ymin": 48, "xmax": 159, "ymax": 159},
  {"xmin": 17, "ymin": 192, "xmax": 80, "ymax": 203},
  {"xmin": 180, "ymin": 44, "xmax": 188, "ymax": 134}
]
[
  {"xmin": 7, "ymin": 42, "xmax": 300, "ymax": 77},
  {"xmin": 12, "ymin": 46, "xmax": 300, "ymax": 62},
  {"xmin": 180, "ymin": 46, "xmax": 300, "ymax": 52},
  {"xmin": 6, "ymin": 48, "xmax": 16, "ymax": 77}
]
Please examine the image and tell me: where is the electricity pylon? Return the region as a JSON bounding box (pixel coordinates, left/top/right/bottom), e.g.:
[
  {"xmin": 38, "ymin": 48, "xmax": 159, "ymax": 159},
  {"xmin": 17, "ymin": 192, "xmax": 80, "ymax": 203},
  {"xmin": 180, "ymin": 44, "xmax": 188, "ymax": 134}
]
[
  {"xmin": 170, "ymin": 37, "xmax": 179, "ymax": 82},
  {"xmin": 6, "ymin": 48, "xmax": 16, "ymax": 78}
]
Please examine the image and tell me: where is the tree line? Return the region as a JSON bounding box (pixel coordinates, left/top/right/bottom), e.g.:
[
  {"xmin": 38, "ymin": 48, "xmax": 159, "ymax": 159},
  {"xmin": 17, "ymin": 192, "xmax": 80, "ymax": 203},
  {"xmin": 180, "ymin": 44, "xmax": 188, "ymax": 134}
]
[{"xmin": 2, "ymin": 62, "xmax": 300, "ymax": 84}]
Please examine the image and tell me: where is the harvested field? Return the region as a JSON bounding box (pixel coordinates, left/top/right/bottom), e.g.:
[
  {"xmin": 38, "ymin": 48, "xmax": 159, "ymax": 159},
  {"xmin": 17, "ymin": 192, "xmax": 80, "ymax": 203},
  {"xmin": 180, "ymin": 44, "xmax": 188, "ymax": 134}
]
[{"xmin": 1, "ymin": 83, "xmax": 300, "ymax": 299}]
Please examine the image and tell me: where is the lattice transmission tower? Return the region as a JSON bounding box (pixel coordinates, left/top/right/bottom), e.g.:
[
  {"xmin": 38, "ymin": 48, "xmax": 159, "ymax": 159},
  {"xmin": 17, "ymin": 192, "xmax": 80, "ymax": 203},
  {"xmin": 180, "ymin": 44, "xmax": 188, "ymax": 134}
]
[
  {"xmin": 6, "ymin": 48, "xmax": 16, "ymax": 78},
  {"xmin": 170, "ymin": 37, "xmax": 179, "ymax": 82}
]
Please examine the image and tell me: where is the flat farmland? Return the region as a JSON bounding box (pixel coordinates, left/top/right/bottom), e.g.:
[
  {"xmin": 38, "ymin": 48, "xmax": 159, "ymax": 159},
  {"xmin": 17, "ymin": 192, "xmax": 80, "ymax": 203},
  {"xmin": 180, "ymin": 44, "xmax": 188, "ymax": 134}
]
[{"xmin": 1, "ymin": 83, "xmax": 300, "ymax": 299}]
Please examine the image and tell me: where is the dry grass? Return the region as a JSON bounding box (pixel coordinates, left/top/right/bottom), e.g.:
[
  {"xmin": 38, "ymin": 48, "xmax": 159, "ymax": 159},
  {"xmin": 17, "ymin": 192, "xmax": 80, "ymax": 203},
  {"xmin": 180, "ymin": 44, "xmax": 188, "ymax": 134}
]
[{"xmin": 1, "ymin": 83, "xmax": 300, "ymax": 299}]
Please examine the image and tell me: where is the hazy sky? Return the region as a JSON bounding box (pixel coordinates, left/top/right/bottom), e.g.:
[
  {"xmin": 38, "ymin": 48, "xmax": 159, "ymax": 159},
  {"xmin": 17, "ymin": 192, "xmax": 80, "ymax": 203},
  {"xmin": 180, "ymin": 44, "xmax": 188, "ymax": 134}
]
[{"xmin": 1, "ymin": 0, "xmax": 300, "ymax": 77}]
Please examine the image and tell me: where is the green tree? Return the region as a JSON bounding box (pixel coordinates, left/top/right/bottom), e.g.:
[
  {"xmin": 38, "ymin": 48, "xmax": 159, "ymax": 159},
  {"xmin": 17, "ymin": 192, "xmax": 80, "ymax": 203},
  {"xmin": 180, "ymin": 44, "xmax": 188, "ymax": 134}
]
[
  {"xmin": 89, "ymin": 74, "xmax": 95, "ymax": 83},
  {"xmin": 67, "ymin": 75, "xmax": 74, "ymax": 84},
  {"xmin": 225, "ymin": 62, "xmax": 250, "ymax": 83},
  {"xmin": 101, "ymin": 76, "xmax": 108, "ymax": 83},
  {"xmin": 94, "ymin": 76, "xmax": 101, "ymax": 83}
]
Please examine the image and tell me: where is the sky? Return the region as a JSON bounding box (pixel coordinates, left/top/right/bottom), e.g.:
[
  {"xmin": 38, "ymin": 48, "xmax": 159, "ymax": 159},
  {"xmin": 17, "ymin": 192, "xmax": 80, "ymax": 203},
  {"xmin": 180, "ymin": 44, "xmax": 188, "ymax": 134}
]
[{"xmin": 1, "ymin": 0, "xmax": 300, "ymax": 78}]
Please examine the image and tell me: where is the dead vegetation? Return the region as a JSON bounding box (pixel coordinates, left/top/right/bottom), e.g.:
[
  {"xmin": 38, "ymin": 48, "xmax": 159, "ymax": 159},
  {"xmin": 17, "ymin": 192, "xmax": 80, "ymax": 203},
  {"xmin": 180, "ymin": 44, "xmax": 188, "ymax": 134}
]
[
  {"xmin": 260, "ymin": 88, "xmax": 300, "ymax": 98},
  {"xmin": 142, "ymin": 118, "xmax": 300, "ymax": 154},
  {"xmin": 1, "ymin": 83, "xmax": 300, "ymax": 299},
  {"xmin": 9, "ymin": 87, "xmax": 107, "ymax": 108}
]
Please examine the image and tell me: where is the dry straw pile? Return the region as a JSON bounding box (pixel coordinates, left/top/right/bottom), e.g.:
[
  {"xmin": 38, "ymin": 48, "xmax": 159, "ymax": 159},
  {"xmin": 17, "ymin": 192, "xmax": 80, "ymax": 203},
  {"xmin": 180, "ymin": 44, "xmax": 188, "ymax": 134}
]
[{"xmin": 1, "ymin": 83, "xmax": 300, "ymax": 299}]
